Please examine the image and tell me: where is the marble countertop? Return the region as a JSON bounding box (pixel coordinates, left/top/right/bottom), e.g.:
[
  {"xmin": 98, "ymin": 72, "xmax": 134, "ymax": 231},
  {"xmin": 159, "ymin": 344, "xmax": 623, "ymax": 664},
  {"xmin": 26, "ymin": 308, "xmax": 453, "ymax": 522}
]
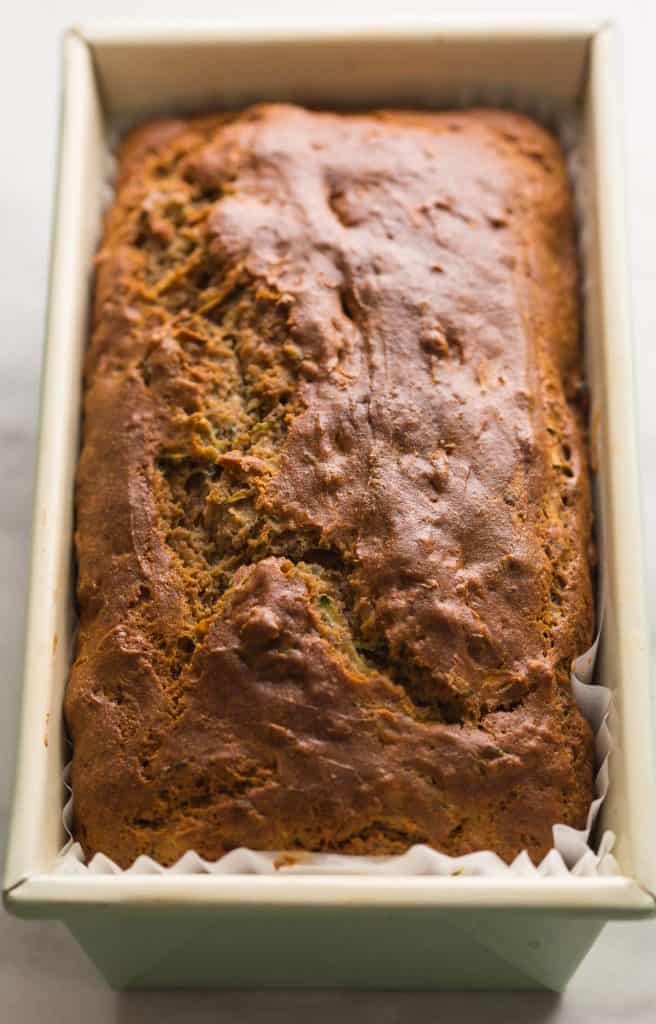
[{"xmin": 2, "ymin": 1, "xmax": 655, "ymax": 1019}]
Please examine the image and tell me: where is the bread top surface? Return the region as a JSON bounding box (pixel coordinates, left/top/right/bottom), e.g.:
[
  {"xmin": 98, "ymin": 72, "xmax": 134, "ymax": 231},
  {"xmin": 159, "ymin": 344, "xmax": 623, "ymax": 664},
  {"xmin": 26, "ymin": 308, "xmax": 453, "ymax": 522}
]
[{"xmin": 66, "ymin": 105, "xmax": 594, "ymax": 867}]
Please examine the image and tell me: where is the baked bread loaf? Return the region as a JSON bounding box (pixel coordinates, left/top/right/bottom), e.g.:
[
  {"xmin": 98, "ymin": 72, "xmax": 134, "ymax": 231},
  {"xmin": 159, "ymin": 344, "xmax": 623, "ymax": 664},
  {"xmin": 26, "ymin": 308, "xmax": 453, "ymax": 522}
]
[{"xmin": 66, "ymin": 104, "xmax": 595, "ymax": 868}]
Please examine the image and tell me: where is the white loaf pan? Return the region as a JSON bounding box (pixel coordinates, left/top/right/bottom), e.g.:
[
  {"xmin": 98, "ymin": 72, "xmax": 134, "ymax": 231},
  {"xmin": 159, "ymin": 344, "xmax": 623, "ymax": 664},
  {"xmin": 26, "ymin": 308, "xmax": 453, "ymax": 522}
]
[{"xmin": 3, "ymin": 16, "xmax": 655, "ymax": 991}]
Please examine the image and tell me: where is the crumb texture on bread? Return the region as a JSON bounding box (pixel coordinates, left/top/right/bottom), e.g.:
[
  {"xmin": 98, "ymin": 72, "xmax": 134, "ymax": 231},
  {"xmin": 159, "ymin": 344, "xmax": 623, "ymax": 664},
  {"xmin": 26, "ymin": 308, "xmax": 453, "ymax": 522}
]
[{"xmin": 66, "ymin": 105, "xmax": 594, "ymax": 868}]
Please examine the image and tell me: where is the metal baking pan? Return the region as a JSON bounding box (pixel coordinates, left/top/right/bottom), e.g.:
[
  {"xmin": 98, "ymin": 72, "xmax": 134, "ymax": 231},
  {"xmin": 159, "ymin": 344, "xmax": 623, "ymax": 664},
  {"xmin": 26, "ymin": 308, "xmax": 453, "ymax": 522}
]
[{"xmin": 4, "ymin": 16, "xmax": 654, "ymax": 990}]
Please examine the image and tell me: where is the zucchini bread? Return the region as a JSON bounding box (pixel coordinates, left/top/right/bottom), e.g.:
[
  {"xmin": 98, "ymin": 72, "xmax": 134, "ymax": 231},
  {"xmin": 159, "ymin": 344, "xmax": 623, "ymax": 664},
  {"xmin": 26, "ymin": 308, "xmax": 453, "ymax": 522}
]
[{"xmin": 65, "ymin": 104, "xmax": 595, "ymax": 868}]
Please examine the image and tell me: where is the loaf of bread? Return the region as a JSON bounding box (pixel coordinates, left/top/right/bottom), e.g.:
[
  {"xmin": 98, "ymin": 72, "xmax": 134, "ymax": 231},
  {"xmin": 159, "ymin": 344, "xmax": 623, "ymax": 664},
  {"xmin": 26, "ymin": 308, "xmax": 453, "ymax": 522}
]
[{"xmin": 65, "ymin": 105, "xmax": 595, "ymax": 868}]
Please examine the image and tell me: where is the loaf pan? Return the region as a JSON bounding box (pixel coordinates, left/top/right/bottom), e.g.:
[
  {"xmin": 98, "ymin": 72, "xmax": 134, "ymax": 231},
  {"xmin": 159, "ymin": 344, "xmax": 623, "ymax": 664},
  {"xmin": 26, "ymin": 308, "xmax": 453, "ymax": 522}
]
[{"xmin": 4, "ymin": 16, "xmax": 654, "ymax": 990}]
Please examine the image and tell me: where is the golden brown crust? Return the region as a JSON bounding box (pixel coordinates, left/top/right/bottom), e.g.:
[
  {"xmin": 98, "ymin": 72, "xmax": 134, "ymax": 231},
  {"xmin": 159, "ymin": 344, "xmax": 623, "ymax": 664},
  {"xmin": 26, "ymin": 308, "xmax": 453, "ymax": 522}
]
[{"xmin": 65, "ymin": 105, "xmax": 594, "ymax": 867}]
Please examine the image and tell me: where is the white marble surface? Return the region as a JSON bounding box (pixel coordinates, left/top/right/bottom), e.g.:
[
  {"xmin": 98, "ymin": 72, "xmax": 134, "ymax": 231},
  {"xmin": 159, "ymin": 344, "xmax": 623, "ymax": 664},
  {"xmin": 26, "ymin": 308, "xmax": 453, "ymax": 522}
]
[{"xmin": 2, "ymin": 0, "xmax": 656, "ymax": 1018}]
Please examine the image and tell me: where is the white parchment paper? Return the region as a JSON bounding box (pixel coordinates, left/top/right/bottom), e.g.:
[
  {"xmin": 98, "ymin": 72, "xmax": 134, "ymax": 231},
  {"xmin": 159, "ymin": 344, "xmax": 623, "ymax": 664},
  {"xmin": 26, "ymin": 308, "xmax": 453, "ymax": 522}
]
[{"xmin": 54, "ymin": 102, "xmax": 618, "ymax": 879}]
